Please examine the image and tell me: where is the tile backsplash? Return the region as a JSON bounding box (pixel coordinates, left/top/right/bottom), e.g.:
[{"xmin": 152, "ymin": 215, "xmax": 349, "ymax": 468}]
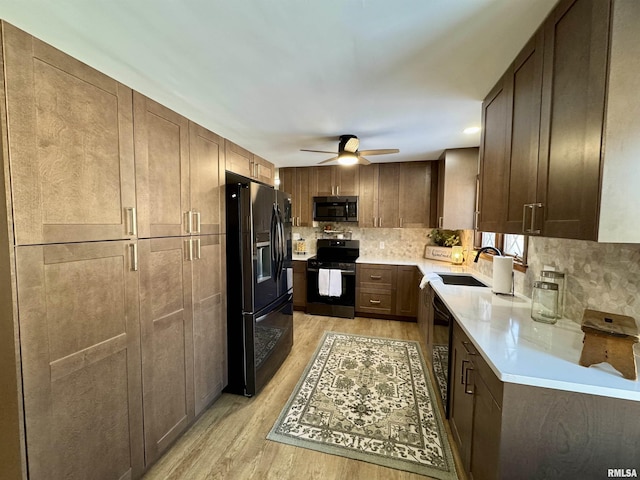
[
  {"xmin": 471, "ymin": 236, "xmax": 640, "ymax": 325},
  {"xmin": 295, "ymin": 224, "xmax": 640, "ymax": 326},
  {"xmin": 292, "ymin": 225, "xmax": 432, "ymax": 259}
]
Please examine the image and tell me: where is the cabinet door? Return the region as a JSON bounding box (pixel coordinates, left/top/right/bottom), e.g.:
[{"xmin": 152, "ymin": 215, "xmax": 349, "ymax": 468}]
[
  {"xmin": 470, "ymin": 370, "xmax": 502, "ymax": 480},
  {"xmin": 134, "ymin": 93, "xmax": 190, "ymax": 239},
  {"xmin": 296, "ymin": 168, "xmax": 313, "ymax": 226},
  {"xmin": 478, "ymin": 76, "xmax": 509, "ymax": 233},
  {"xmin": 253, "ymin": 154, "xmax": 275, "ymax": 186},
  {"xmin": 279, "ymin": 168, "xmax": 295, "ymax": 196},
  {"xmin": 377, "ymin": 164, "xmax": 400, "ymax": 228},
  {"xmin": 449, "ymin": 330, "xmax": 474, "ymax": 471},
  {"xmin": 4, "ymin": 23, "xmax": 136, "ymax": 245},
  {"xmin": 439, "ymin": 149, "xmax": 479, "ymax": 230},
  {"xmin": 189, "ymin": 122, "xmax": 225, "ymax": 235},
  {"xmin": 395, "ymin": 266, "xmax": 419, "ymax": 317},
  {"xmin": 192, "ymin": 235, "xmax": 226, "ymax": 416},
  {"xmin": 335, "ymin": 165, "xmax": 359, "ymax": 196},
  {"xmin": 358, "ymin": 164, "xmax": 379, "ymax": 227},
  {"xmin": 311, "ymin": 166, "xmax": 334, "ymax": 196},
  {"xmin": 504, "ymin": 32, "xmax": 544, "ymax": 234},
  {"xmin": 16, "ymin": 241, "xmax": 144, "ymax": 480},
  {"xmin": 293, "ymin": 260, "xmax": 307, "ymax": 309},
  {"xmin": 139, "ymin": 237, "xmax": 194, "ymax": 465},
  {"xmin": 398, "ymin": 162, "xmax": 431, "ymax": 228},
  {"xmin": 225, "ymin": 140, "xmax": 253, "ymax": 178},
  {"xmin": 537, "ymin": 0, "xmax": 610, "ymax": 240}
]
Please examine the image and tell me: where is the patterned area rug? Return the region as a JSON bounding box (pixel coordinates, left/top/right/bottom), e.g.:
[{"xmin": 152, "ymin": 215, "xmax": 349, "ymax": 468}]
[
  {"xmin": 267, "ymin": 332, "xmax": 458, "ymax": 479},
  {"xmin": 432, "ymin": 345, "xmax": 449, "ymax": 405}
]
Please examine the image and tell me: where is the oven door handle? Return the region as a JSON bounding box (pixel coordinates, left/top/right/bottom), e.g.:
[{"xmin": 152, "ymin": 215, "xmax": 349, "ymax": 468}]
[{"xmin": 307, "ymin": 267, "xmax": 355, "ymax": 275}]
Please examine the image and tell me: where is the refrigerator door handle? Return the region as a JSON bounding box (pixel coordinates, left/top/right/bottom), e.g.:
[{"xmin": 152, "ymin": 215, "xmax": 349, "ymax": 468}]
[{"xmin": 270, "ymin": 205, "xmax": 278, "ymax": 280}]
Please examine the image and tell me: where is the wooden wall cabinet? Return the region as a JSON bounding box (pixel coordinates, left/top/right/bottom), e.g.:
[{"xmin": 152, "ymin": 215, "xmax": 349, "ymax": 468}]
[
  {"xmin": 356, "ymin": 263, "xmax": 418, "ymax": 319},
  {"xmin": 279, "ymin": 167, "xmax": 312, "ymax": 227},
  {"xmin": 479, "ymin": 0, "xmax": 640, "ymax": 242},
  {"xmin": 292, "ymin": 260, "xmax": 307, "ymax": 309},
  {"xmin": 134, "ymin": 95, "xmax": 225, "ymax": 238},
  {"xmin": 477, "ymin": 74, "xmax": 510, "ymax": 234},
  {"xmin": 138, "ymin": 237, "xmax": 195, "ymax": 465},
  {"xmin": 433, "ymin": 148, "xmax": 478, "ymax": 230},
  {"xmin": 4, "ymin": 22, "xmax": 136, "ymax": 246},
  {"xmin": 359, "ymin": 162, "xmax": 432, "ymax": 229},
  {"xmin": 225, "ymin": 140, "xmax": 275, "ymax": 186},
  {"xmin": 15, "ymin": 241, "xmax": 145, "ymax": 480},
  {"xmin": 1, "ymin": 21, "xmax": 228, "ymax": 480},
  {"xmin": 192, "ymin": 235, "xmax": 227, "ymax": 416},
  {"xmin": 310, "ymin": 165, "xmax": 359, "ymax": 197}
]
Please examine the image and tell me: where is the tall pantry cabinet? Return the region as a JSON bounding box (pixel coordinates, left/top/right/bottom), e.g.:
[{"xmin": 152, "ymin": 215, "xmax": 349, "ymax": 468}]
[{"xmin": 0, "ymin": 21, "xmax": 227, "ymax": 480}]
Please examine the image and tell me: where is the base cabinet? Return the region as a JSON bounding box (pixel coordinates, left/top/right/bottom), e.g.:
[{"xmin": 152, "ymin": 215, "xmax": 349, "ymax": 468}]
[
  {"xmin": 356, "ymin": 264, "xmax": 418, "ymax": 319},
  {"xmin": 449, "ymin": 318, "xmax": 640, "ymax": 480},
  {"xmin": 292, "ymin": 260, "xmax": 307, "ymax": 309}
]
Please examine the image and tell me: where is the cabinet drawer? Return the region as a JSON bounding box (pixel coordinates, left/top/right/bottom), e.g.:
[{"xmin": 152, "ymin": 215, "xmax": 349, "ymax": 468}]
[
  {"xmin": 356, "ymin": 289, "xmax": 393, "ymax": 314},
  {"xmin": 357, "ymin": 264, "xmax": 396, "ymax": 289}
]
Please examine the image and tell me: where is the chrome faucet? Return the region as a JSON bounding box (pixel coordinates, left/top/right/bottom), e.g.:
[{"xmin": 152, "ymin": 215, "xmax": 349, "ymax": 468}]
[{"xmin": 474, "ymin": 246, "xmax": 502, "ymax": 263}]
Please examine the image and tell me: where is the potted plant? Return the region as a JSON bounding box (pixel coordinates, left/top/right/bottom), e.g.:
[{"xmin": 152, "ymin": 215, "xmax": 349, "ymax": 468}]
[
  {"xmin": 428, "ymin": 229, "xmax": 462, "ymax": 247},
  {"xmin": 425, "ymin": 229, "xmax": 463, "ymax": 262}
]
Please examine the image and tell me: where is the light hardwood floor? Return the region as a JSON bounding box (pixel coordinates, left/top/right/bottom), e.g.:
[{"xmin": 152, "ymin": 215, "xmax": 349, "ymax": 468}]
[{"xmin": 143, "ymin": 312, "xmax": 465, "ymax": 480}]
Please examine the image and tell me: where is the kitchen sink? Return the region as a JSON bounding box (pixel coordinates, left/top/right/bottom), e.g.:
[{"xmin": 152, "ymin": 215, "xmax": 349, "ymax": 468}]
[{"xmin": 437, "ymin": 273, "xmax": 488, "ymax": 287}]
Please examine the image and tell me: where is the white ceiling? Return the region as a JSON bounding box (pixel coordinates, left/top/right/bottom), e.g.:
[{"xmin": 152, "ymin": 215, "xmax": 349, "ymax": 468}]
[{"xmin": 0, "ymin": 0, "xmax": 558, "ymax": 167}]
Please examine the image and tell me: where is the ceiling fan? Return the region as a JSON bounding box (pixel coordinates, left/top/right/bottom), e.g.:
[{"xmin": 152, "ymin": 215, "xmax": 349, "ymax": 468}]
[{"xmin": 300, "ymin": 134, "xmax": 399, "ymax": 166}]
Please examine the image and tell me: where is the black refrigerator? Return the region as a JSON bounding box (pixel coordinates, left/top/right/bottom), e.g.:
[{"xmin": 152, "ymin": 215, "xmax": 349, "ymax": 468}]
[{"xmin": 225, "ymin": 172, "xmax": 293, "ymax": 396}]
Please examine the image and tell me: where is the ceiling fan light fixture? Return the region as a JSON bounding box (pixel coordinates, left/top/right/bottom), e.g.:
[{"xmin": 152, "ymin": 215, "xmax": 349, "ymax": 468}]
[{"xmin": 337, "ymin": 151, "xmax": 358, "ymax": 165}]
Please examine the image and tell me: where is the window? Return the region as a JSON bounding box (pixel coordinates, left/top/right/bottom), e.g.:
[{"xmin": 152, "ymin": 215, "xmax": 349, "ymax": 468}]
[{"xmin": 474, "ymin": 231, "xmax": 528, "ymax": 266}]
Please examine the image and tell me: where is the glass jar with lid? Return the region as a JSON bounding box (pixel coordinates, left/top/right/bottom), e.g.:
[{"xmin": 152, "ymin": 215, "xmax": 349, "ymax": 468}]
[
  {"xmin": 540, "ymin": 270, "xmax": 565, "ymax": 317},
  {"xmin": 531, "ymin": 281, "xmax": 559, "ymax": 324}
]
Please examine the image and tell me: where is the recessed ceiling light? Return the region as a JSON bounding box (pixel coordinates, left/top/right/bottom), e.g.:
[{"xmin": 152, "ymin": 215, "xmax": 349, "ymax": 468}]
[{"xmin": 463, "ymin": 126, "xmax": 481, "ymax": 134}]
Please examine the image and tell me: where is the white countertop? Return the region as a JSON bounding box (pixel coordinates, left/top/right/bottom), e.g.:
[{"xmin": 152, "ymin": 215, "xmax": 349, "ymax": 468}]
[{"xmin": 357, "ymin": 255, "xmax": 640, "ymax": 401}]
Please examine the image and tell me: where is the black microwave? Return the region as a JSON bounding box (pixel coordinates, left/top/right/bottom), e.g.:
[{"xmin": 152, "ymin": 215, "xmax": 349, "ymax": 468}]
[{"xmin": 313, "ymin": 196, "xmax": 358, "ymax": 222}]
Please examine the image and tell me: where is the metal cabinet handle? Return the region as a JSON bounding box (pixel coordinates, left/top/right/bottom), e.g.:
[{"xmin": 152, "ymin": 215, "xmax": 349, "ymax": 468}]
[
  {"xmin": 473, "ymin": 211, "xmax": 479, "ymax": 231},
  {"xmin": 461, "ymin": 341, "xmax": 477, "ymax": 355},
  {"xmin": 195, "ymin": 237, "xmax": 201, "ymax": 259},
  {"xmin": 126, "ymin": 207, "xmax": 137, "ymax": 236},
  {"xmin": 531, "ymin": 203, "xmax": 543, "ymax": 234},
  {"xmin": 130, "ymin": 243, "xmax": 138, "ymax": 271},
  {"xmin": 370, "ymin": 275, "xmax": 382, "ymax": 280},
  {"xmin": 369, "ymin": 299, "xmax": 381, "ymax": 304},
  {"xmin": 522, "ymin": 204, "xmax": 531, "ymax": 233},
  {"xmin": 379, "ymin": 218, "xmax": 383, "ymax": 227},
  {"xmin": 336, "ymin": 186, "xmax": 340, "ymax": 196},
  {"xmin": 438, "ymin": 216, "xmax": 443, "ymax": 229},
  {"xmin": 194, "ymin": 211, "xmax": 201, "ymax": 234},
  {"xmin": 464, "ymin": 364, "xmax": 474, "ymax": 395},
  {"xmin": 373, "ymin": 217, "xmax": 377, "ymax": 227},
  {"xmin": 461, "ymin": 359, "xmax": 469, "ymax": 384},
  {"xmin": 400, "ymin": 217, "xmax": 403, "ymax": 228},
  {"xmin": 186, "ymin": 211, "xmax": 193, "ymax": 234},
  {"xmin": 185, "ymin": 239, "xmax": 193, "ymax": 261}
]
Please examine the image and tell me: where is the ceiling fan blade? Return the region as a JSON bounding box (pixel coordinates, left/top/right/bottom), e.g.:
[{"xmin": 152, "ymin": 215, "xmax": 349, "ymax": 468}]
[
  {"xmin": 318, "ymin": 156, "xmax": 339, "ymax": 164},
  {"xmin": 357, "ymin": 149, "xmax": 400, "ymax": 156},
  {"xmin": 357, "ymin": 156, "xmax": 372, "ymax": 165},
  {"xmin": 301, "ymin": 149, "xmax": 339, "ymax": 154}
]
